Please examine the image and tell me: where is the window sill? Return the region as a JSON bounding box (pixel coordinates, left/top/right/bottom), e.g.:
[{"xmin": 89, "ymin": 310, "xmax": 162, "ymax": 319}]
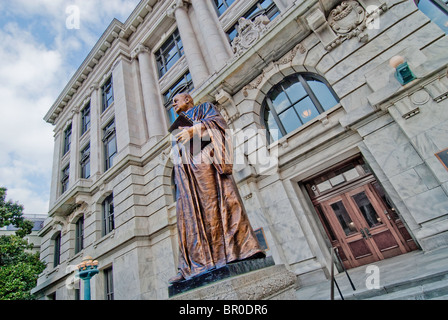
[
  {"xmin": 267, "ymin": 103, "xmax": 343, "ymax": 150},
  {"xmin": 93, "ymin": 229, "xmax": 116, "ymax": 249}
]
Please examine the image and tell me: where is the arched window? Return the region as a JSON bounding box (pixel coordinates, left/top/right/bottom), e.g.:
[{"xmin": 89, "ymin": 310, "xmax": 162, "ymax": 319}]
[
  {"xmin": 262, "ymin": 73, "xmax": 339, "ymax": 142},
  {"xmin": 414, "ymin": 0, "xmax": 448, "ymax": 34}
]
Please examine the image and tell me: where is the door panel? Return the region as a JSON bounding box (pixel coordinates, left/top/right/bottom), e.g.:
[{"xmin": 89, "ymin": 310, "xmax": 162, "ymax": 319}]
[
  {"xmin": 321, "ymin": 184, "xmax": 409, "ymax": 268},
  {"xmin": 370, "ymin": 230, "xmax": 402, "ymax": 259},
  {"xmin": 321, "ymin": 196, "xmax": 380, "ymax": 268}
]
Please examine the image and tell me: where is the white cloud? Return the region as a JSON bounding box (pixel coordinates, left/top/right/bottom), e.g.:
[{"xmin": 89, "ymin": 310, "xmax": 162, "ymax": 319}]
[{"xmin": 0, "ymin": 0, "xmax": 140, "ymax": 214}]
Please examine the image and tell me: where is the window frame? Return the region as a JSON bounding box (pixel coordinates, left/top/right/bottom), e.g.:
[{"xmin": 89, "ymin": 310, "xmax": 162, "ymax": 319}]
[
  {"xmin": 155, "ymin": 29, "xmax": 184, "ymax": 79},
  {"xmin": 415, "ymin": 0, "xmax": 448, "ymax": 12},
  {"xmin": 104, "ymin": 267, "xmax": 114, "ymax": 300},
  {"xmin": 53, "ymin": 233, "xmax": 61, "ymax": 268},
  {"xmin": 103, "ymin": 120, "xmax": 117, "ymax": 171},
  {"xmin": 80, "ymin": 102, "xmax": 91, "ymax": 135},
  {"xmin": 75, "ymin": 216, "xmax": 84, "ymax": 254},
  {"xmin": 80, "ymin": 144, "xmax": 91, "ymax": 179},
  {"xmin": 63, "ymin": 124, "xmax": 72, "ymax": 155},
  {"xmin": 226, "ymin": 0, "xmax": 280, "ymax": 42},
  {"xmin": 101, "ymin": 76, "xmax": 114, "ymax": 113},
  {"xmin": 213, "ymin": 0, "xmax": 236, "ymax": 16},
  {"xmin": 262, "ymin": 73, "xmax": 340, "ymax": 142},
  {"xmin": 61, "ymin": 164, "xmax": 70, "ymax": 194},
  {"xmin": 163, "ymin": 71, "xmax": 194, "ymax": 124},
  {"xmin": 102, "ymin": 194, "xmax": 114, "ymax": 236}
]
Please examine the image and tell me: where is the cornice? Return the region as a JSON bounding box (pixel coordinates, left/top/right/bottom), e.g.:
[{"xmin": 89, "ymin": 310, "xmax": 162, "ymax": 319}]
[{"xmin": 44, "ymin": 0, "xmax": 158, "ymax": 125}]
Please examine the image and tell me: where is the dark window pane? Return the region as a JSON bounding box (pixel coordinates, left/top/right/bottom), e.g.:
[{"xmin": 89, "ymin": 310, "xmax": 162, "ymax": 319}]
[
  {"xmin": 352, "ymin": 192, "xmax": 383, "ymax": 228},
  {"xmin": 330, "ymin": 201, "xmax": 357, "ymax": 236}
]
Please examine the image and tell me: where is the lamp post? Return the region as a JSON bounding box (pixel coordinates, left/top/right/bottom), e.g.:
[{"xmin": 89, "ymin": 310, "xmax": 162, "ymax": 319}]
[{"xmin": 77, "ymin": 256, "xmax": 99, "ymax": 300}]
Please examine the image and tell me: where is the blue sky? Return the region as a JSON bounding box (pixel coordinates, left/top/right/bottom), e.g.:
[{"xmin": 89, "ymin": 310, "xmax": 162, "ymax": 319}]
[{"xmin": 0, "ymin": 0, "xmax": 141, "ymax": 215}]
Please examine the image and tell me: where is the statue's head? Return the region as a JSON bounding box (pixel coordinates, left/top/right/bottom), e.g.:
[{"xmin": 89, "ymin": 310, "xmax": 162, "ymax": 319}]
[{"xmin": 172, "ymin": 92, "xmax": 194, "ymax": 114}]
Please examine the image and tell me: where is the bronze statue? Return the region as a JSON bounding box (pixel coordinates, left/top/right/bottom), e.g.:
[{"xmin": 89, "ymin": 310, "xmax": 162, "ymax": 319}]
[{"xmin": 169, "ymin": 93, "xmax": 265, "ymax": 283}]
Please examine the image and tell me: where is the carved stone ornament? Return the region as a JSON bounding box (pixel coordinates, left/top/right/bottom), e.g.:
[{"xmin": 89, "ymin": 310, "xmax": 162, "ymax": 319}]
[
  {"xmin": 312, "ymin": 0, "xmax": 388, "ymax": 51},
  {"xmin": 328, "ymin": 1, "xmax": 365, "ymax": 36},
  {"xmin": 231, "ymin": 15, "xmax": 271, "ymax": 58}
]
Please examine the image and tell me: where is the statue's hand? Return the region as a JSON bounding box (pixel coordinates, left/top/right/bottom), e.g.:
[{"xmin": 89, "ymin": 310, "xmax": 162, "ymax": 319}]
[{"xmin": 175, "ymin": 126, "xmax": 193, "ymax": 145}]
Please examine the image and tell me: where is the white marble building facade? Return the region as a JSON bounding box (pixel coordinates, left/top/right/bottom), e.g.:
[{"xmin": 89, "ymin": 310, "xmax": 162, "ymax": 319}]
[{"xmin": 32, "ymin": 0, "xmax": 448, "ymax": 299}]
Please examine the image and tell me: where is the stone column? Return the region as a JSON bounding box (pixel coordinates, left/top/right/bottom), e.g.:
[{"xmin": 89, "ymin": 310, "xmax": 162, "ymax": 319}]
[
  {"xmin": 190, "ymin": 0, "xmax": 230, "ymax": 71},
  {"xmin": 167, "ymin": 0, "xmax": 209, "ymax": 86},
  {"xmin": 132, "ymin": 44, "xmax": 167, "ymax": 139}
]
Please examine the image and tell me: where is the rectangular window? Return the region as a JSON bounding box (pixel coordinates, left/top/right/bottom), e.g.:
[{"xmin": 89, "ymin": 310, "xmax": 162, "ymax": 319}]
[
  {"xmin": 155, "ymin": 29, "xmax": 184, "ymax": 78},
  {"xmin": 63, "ymin": 124, "xmax": 72, "ymax": 155},
  {"xmin": 61, "ymin": 165, "xmax": 70, "ymax": 194},
  {"xmin": 102, "ymin": 76, "xmax": 114, "ymax": 112},
  {"xmin": 80, "ymin": 144, "xmax": 90, "ymax": 179},
  {"xmin": 213, "ymin": 0, "xmax": 236, "ymax": 16},
  {"xmin": 104, "ymin": 267, "xmax": 114, "ymax": 300},
  {"xmin": 103, "ymin": 120, "xmax": 117, "ymax": 171},
  {"xmin": 81, "ymin": 102, "xmax": 91, "ymax": 135},
  {"xmin": 162, "ymin": 71, "xmax": 194, "ymax": 124},
  {"xmin": 102, "ymin": 194, "xmax": 114, "ymax": 236},
  {"xmin": 226, "ymin": 0, "xmax": 280, "ymax": 42},
  {"xmin": 53, "ymin": 233, "xmax": 61, "ymax": 267},
  {"xmin": 75, "ymin": 216, "xmax": 84, "ymax": 254}
]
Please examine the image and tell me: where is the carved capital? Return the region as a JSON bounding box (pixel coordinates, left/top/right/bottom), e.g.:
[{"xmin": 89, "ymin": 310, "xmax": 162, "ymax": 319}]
[
  {"xmin": 131, "ymin": 43, "xmax": 150, "ymax": 60},
  {"xmin": 167, "ymin": 0, "xmax": 191, "ymax": 18}
]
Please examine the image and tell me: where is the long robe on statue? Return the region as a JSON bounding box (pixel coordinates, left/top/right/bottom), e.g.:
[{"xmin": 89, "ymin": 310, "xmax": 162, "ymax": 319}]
[{"xmin": 172, "ymin": 102, "xmax": 264, "ymax": 281}]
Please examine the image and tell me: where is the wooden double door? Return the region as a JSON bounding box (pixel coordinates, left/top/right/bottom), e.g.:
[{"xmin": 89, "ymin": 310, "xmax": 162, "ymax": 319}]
[{"xmin": 319, "ymin": 183, "xmax": 416, "ymax": 269}]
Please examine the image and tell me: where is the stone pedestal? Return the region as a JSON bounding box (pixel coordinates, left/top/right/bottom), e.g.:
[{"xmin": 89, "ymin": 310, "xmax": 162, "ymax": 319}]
[{"xmin": 168, "ymin": 257, "xmax": 298, "ymax": 300}]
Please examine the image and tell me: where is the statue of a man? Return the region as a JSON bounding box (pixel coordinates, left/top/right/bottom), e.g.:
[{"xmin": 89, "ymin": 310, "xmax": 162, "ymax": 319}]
[{"xmin": 169, "ymin": 93, "xmax": 265, "ymax": 283}]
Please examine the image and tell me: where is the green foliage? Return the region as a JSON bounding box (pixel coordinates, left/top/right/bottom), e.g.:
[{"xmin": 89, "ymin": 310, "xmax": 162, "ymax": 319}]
[
  {"xmin": 0, "ymin": 187, "xmax": 33, "ymax": 238},
  {"xmin": 0, "ymin": 187, "xmax": 46, "ymax": 300}
]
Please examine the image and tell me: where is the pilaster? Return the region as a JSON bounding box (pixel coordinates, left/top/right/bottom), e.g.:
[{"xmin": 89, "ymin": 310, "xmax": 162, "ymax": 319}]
[{"xmin": 132, "ymin": 44, "xmax": 168, "ymax": 142}]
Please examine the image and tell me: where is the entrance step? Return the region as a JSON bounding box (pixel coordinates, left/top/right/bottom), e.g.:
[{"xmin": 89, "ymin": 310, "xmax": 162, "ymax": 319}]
[{"xmin": 351, "ymin": 271, "xmax": 448, "ymax": 300}]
